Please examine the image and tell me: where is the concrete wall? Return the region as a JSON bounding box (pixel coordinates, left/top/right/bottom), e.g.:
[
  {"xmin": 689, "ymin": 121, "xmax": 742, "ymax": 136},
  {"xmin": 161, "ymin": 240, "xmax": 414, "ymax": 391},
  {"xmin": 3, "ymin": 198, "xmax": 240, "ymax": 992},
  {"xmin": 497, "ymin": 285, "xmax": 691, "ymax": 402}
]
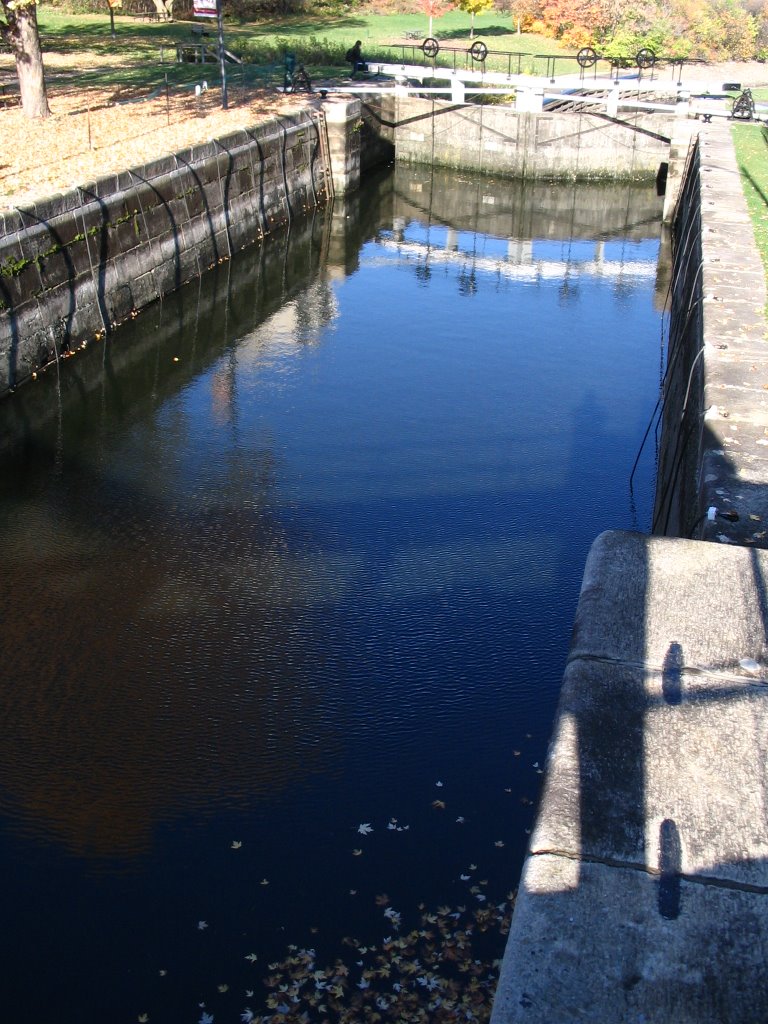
[
  {"xmin": 389, "ymin": 98, "xmax": 673, "ymax": 182},
  {"xmin": 0, "ymin": 99, "xmax": 363, "ymax": 398},
  {"xmin": 653, "ymin": 140, "xmax": 704, "ymax": 537},
  {"xmin": 653, "ymin": 122, "xmax": 768, "ymax": 545}
]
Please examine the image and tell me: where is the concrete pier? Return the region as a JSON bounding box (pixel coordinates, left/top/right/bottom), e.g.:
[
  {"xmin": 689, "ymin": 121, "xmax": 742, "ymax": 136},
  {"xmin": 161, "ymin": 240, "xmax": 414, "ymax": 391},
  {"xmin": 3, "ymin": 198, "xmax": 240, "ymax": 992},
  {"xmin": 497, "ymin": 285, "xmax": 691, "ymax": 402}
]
[{"xmin": 491, "ymin": 530, "xmax": 768, "ymax": 1024}]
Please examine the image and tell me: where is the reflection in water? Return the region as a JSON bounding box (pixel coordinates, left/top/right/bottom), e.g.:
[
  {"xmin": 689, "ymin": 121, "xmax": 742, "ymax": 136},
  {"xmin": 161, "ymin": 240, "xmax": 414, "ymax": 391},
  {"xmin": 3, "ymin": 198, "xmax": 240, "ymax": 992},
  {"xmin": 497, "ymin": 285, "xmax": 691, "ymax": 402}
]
[
  {"xmin": 0, "ymin": 459, "xmax": 342, "ymax": 859},
  {"xmin": 0, "ymin": 213, "xmax": 346, "ymax": 864},
  {"xmin": 0, "ymin": 164, "xmax": 664, "ymax": 1023}
]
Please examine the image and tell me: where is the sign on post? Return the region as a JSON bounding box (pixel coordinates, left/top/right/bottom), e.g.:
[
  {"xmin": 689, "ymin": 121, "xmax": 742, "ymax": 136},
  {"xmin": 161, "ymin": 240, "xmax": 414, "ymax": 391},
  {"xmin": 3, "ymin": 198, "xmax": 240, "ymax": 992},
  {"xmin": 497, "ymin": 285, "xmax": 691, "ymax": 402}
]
[
  {"xmin": 193, "ymin": 0, "xmax": 217, "ymax": 17},
  {"xmin": 192, "ymin": 0, "xmax": 227, "ymax": 109}
]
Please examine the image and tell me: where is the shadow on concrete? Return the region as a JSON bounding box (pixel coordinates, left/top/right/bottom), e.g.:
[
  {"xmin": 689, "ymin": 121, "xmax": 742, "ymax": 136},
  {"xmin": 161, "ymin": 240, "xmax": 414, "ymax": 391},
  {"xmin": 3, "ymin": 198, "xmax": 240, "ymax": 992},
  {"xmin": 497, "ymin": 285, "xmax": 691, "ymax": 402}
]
[{"xmin": 493, "ymin": 497, "xmax": 768, "ymax": 1021}]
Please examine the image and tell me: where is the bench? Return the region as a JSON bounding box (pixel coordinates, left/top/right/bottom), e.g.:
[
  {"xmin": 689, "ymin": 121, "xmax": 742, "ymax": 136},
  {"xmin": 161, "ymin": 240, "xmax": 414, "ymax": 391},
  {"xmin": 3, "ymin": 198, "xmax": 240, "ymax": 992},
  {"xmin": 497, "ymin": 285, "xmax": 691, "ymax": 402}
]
[
  {"xmin": 176, "ymin": 41, "xmax": 217, "ymax": 63},
  {"xmin": 404, "ymin": 30, "xmax": 422, "ymax": 40}
]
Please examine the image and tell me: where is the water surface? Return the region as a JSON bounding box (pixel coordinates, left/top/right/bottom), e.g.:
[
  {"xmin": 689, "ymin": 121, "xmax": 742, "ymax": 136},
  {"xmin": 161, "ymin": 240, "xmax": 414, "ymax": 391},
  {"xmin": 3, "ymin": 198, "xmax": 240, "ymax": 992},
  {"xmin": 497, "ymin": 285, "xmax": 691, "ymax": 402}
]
[{"xmin": 0, "ymin": 165, "xmax": 665, "ymax": 1024}]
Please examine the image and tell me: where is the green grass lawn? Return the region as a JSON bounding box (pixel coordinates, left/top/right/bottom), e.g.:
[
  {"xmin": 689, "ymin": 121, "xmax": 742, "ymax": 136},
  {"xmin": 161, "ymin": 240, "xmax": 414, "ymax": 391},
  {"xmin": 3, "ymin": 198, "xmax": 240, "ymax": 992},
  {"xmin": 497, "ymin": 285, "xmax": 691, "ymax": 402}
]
[
  {"xmin": 732, "ymin": 121, "xmax": 768, "ymax": 278},
  {"xmin": 34, "ymin": 8, "xmax": 573, "ymax": 87}
]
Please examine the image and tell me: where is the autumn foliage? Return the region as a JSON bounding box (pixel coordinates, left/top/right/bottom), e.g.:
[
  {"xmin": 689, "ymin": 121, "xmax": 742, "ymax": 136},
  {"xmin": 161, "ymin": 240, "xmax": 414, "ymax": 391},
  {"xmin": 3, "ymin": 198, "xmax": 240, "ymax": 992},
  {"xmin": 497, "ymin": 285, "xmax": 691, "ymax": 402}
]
[
  {"xmin": 524, "ymin": 0, "xmax": 768, "ymax": 59},
  {"xmin": 421, "ymin": 0, "xmax": 455, "ymax": 36}
]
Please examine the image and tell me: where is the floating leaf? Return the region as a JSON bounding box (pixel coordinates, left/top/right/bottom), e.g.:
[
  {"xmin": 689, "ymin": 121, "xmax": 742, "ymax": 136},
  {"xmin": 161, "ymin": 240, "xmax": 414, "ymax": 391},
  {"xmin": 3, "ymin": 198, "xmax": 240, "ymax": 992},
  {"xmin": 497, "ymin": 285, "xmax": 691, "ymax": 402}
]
[
  {"xmin": 357, "ymin": 823, "xmax": 373, "ymax": 836},
  {"xmin": 231, "ymin": 840, "xmax": 242, "ymax": 849},
  {"xmin": 197, "ymin": 921, "xmax": 208, "ymax": 931},
  {"xmin": 739, "ymin": 658, "xmax": 762, "ymax": 675},
  {"xmin": 432, "ymin": 799, "xmax": 446, "ymax": 810},
  {"xmin": 242, "ymin": 895, "xmax": 514, "ymax": 1021}
]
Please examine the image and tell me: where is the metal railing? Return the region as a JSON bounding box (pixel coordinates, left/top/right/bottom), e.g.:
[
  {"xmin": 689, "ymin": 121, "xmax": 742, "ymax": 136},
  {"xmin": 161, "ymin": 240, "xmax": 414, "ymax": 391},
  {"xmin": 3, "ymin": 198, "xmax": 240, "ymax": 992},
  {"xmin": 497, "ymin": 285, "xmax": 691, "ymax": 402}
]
[{"xmin": 383, "ymin": 40, "xmax": 709, "ymax": 84}]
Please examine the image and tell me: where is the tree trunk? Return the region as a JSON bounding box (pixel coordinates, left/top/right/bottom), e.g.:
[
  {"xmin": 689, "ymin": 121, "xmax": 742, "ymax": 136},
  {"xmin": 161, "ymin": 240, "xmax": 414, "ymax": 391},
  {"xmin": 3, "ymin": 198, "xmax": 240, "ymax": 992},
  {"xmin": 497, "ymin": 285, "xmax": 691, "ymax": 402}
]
[{"xmin": 5, "ymin": 3, "xmax": 50, "ymax": 119}]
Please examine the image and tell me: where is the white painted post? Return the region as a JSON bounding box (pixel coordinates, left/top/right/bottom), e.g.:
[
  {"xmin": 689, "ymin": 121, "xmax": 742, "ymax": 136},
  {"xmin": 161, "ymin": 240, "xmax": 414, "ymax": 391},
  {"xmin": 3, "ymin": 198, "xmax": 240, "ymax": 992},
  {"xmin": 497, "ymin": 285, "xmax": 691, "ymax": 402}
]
[
  {"xmin": 515, "ymin": 88, "xmax": 543, "ymax": 112},
  {"xmin": 323, "ymin": 99, "xmax": 362, "ymax": 195},
  {"xmin": 607, "ymin": 84, "xmax": 620, "ymax": 117},
  {"xmin": 451, "ymin": 78, "xmax": 466, "ymax": 103},
  {"xmin": 675, "ymin": 90, "xmax": 691, "ymax": 118}
]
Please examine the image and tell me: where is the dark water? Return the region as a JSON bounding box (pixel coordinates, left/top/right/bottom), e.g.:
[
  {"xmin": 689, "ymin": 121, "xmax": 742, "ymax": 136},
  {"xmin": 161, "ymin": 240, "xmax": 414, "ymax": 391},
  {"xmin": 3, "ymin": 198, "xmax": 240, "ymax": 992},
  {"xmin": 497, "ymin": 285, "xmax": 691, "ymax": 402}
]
[{"xmin": 0, "ymin": 165, "xmax": 665, "ymax": 1024}]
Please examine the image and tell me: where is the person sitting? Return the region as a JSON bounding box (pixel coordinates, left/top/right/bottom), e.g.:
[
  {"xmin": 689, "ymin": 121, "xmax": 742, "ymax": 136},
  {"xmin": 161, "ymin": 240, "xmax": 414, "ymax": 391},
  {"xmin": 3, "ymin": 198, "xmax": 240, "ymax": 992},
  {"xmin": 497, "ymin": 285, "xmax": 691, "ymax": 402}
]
[{"xmin": 345, "ymin": 40, "xmax": 367, "ymax": 78}]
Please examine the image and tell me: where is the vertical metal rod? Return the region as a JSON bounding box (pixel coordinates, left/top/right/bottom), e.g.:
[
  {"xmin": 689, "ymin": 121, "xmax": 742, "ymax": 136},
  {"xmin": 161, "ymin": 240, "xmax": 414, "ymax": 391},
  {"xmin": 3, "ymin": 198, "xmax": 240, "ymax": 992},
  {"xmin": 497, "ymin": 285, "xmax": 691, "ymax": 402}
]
[
  {"xmin": 216, "ymin": 0, "xmax": 228, "ymax": 110},
  {"xmin": 165, "ymin": 72, "xmax": 170, "ymax": 125}
]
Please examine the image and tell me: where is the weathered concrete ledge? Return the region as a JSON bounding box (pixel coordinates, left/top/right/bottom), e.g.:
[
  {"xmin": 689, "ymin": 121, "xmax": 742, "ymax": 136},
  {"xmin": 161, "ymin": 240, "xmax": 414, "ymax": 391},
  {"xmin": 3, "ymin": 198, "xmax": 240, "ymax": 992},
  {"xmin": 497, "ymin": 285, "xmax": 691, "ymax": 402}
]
[{"xmin": 492, "ymin": 529, "xmax": 768, "ymax": 1024}]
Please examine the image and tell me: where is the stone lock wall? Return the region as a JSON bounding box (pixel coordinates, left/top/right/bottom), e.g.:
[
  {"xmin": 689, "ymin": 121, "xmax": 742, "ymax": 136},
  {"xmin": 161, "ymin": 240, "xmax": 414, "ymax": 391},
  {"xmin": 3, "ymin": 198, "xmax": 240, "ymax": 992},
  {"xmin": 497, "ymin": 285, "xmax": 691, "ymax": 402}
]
[
  {"xmin": 389, "ymin": 98, "xmax": 673, "ymax": 182},
  {"xmin": 0, "ymin": 99, "xmax": 363, "ymax": 398},
  {"xmin": 653, "ymin": 124, "xmax": 768, "ymax": 545},
  {"xmin": 653, "ymin": 139, "xmax": 704, "ymax": 537}
]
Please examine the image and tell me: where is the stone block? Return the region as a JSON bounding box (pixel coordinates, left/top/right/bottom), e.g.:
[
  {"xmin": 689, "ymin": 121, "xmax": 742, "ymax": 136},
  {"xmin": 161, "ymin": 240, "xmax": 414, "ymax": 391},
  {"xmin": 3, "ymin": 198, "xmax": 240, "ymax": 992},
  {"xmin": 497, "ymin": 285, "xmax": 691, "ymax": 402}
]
[
  {"xmin": 533, "ymin": 655, "xmax": 768, "ymax": 883},
  {"xmin": 492, "ymin": 855, "xmax": 768, "ymax": 1024},
  {"xmin": 569, "ymin": 531, "xmax": 768, "ymax": 670}
]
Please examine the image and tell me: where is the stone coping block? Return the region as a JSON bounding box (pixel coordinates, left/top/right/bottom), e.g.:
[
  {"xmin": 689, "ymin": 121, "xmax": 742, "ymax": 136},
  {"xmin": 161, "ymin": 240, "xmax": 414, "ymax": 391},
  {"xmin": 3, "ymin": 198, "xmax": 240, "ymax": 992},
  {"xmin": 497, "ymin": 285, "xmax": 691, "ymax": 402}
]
[
  {"xmin": 492, "ymin": 855, "xmax": 768, "ymax": 1024},
  {"xmin": 532, "ymin": 657, "xmax": 768, "ymax": 885},
  {"xmin": 491, "ymin": 531, "xmax": 768, "ymax": 1023},
  {"xmin": 569, "ymin": 530, "xmax": 768, "ymax": 667}
]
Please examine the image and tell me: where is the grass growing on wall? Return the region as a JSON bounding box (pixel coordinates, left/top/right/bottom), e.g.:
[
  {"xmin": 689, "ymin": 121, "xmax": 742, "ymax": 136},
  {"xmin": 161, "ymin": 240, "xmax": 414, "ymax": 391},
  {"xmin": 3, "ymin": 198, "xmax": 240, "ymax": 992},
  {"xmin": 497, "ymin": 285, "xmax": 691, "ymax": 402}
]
[{"xmin": 731, "ymin": 121, "xmax": 768, "ymax": 281}]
